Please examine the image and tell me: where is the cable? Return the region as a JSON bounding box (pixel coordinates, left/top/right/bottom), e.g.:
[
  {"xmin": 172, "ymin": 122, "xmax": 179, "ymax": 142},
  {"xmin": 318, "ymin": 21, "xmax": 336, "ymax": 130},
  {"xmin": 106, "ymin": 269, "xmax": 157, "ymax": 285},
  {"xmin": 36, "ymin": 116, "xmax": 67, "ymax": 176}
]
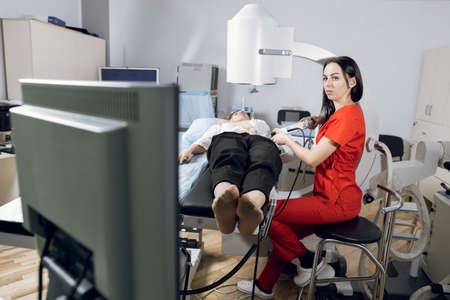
[
  {"xmin": 196, "ymin": 284, "xmax": 238, "ymax": 299},
  {"xmin": 273, "ymin": 160, "xmax": 302, "ymax": 219},
  {"xmin": 214, "ymin": 284, "xmax": 238, "ymax": 295},
  {"xmin": 67, "ymin": 251, "xmax": 93, "ymax": 300},
  {"xmin": 180, "ymin": 248, "xmax": 192, "ymax": 300},
  {"xmin": 250, "ymin": 225, "xmax": 262, "ymax": 300},
  {"xmin": 38, "ymin": 225, "xmax": 55, "ymax": 300},
  {"xmin": 180, "ymin": 244, "xmax": 258, "ymax": 295},
  {"xmin": 358, "ymin": 153, "xmax": 378, "ymax": 188},
  {"xmin": 273, "ymin": 129, "xmax": 310, "ymax": 219}
]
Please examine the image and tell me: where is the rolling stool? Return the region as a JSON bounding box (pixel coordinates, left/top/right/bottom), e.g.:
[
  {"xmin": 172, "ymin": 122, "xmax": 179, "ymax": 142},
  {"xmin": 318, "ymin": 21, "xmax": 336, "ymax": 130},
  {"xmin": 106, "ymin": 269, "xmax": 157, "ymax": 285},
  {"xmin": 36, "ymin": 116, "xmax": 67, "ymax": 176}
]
[{"xmin": 305, "ymin": 185, "xmax": 404, "ymax": 300}]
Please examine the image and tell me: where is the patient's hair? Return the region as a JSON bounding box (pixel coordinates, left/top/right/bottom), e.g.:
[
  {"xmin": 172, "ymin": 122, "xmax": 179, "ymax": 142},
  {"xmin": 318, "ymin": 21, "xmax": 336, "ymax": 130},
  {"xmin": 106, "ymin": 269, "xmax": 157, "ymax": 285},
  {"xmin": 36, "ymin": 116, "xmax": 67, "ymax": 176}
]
[
  {"xmin": 320, "ymin": 56, "xmax": 363, "ymax": 124},
  {"xmin": 225, "ymin": 111, "xmax": 251, "ymax": 120}
]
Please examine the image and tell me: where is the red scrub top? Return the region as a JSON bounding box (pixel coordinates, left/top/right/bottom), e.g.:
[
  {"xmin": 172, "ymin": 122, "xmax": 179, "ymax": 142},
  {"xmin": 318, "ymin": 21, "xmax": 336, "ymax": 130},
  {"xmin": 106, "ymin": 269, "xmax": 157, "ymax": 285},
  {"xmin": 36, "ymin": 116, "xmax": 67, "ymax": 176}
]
[{"xmin": 313, "ymin": 104, "xmax": 366, "ymax": 204}]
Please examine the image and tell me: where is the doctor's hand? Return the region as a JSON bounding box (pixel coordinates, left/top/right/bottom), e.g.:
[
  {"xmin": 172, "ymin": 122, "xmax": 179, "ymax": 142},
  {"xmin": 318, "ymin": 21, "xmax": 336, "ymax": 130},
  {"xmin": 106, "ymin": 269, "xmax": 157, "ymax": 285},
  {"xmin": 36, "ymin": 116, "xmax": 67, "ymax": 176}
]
[
  {"xmin": 300, "ymin": 115, "xmax": 324, "ymax": 130},
  {"xmin": 178, "ymin": 149, "xmax": 193, "ymax": 164},
  {"xmin": 271, "ymin": 128, "xmax": 292, "ymax": 146}
]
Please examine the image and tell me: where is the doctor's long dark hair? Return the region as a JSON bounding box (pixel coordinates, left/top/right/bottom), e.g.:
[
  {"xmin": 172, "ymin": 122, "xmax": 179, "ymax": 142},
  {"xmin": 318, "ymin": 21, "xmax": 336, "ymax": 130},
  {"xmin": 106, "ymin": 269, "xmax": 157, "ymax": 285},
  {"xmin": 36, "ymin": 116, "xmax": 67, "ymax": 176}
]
[{"xmin": 320, "ymin": 56, "xmax": 363, "ymax": 124}]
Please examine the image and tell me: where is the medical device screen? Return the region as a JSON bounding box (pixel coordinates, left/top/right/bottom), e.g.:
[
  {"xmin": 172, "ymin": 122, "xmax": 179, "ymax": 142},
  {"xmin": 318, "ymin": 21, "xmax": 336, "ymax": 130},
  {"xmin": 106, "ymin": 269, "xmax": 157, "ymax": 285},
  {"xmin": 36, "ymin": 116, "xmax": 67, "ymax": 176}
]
[{"xmin": 100, "ymin": 67, "xmax": 159, "ymax": 83}]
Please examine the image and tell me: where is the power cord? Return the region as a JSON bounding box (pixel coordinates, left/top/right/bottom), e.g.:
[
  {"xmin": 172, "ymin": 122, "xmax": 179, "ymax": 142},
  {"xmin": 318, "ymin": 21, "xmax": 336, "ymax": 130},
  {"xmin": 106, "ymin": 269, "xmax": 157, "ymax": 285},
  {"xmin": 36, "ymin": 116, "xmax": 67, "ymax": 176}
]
[
  {"xmin": 66, "ymin": 251, "xmax": 93, "ymax": 300},
  {"xmin": 181, "ymin": 248, "xmax": 191, "ymax": 300},
  {"xmin": 273, "ymin": 129, "xmax": 311, "ymax": 219},
  {"xmin": 38, "ymin": 225, "xmax": 55, "ymax": 300},
  {"xmin": 192, "ymin": 284, "xmax": 238, "ymax": 300},
  {"xmin": 250, "ymin": 224, "xmax": 262, "ymax": 300},
  {"xmin": 358, "ymin": 152, "xmax": 379, "ymax": 188},
  {"xmin": 180, "ymin": 244, "xmax": 258, "ymax": 296}
]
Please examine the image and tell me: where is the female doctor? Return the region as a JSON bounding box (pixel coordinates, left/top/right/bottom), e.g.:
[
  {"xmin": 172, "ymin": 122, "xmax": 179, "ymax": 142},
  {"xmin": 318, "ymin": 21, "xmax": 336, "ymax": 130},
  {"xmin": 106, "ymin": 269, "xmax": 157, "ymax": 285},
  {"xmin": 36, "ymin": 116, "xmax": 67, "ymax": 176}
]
[{"xmin": 238, "ymin": 56, "xmax": 366, "ymax": 299}]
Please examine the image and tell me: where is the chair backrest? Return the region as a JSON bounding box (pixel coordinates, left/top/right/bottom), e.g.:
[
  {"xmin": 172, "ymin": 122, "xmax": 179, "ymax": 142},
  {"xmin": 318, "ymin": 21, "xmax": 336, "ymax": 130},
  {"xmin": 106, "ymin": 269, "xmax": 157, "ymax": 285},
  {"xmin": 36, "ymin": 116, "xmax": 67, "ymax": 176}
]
[{"xmin": 379, "ymin": 134, "xmax": 404, "ymax": 160}]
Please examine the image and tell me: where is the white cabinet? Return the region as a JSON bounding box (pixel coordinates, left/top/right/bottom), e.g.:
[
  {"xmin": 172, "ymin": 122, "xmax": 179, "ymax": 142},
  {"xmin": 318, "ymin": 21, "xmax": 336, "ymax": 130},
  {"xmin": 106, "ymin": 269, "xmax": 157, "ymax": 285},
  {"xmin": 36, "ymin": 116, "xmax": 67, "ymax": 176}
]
[
  {"xmin": 0, "ymin": 153, "xmax": 18, "ymax": 207},
  {"xmin": 415, "ymin": 46, "xmax": 450, "ymax": 125},
  {"xmin": 1, "ymin": 19, "xmax": 106, "ymax": 100},
  {"xmin": 412, "ymin": 119, "xmax": 450, "ymax": 142},
  {"xmin": 444, "ymin": 83, "xmax": 450, "ymax": 128},
  {"xmin": 416, "ymin": 50, "xmax": 437, "ymax": 122}
]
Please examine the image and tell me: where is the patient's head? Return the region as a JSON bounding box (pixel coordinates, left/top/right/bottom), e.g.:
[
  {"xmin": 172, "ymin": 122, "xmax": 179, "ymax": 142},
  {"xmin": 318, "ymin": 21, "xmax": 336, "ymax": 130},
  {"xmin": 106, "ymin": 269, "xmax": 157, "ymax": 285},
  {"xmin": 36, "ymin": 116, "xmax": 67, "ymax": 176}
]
[{"xmin": 226, "ymin": 110, "xmax": 250, "ymax": 122}]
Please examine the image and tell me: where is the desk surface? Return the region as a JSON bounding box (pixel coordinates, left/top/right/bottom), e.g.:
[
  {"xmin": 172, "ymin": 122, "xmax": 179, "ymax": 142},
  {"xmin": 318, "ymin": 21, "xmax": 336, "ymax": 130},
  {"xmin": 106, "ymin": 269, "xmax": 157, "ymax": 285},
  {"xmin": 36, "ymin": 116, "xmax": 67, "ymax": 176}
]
[{"xmin": 0, "ymin": 197, "xmax": 23, "ymax": 223}]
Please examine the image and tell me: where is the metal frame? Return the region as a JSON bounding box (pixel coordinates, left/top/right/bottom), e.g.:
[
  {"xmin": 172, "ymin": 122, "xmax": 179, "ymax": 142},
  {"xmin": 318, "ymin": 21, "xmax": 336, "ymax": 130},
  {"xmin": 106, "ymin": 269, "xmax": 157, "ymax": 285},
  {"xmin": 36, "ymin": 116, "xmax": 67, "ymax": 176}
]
[{"xmin": 306, "ymin": 184, "xmax": 403, "ymax": 300}]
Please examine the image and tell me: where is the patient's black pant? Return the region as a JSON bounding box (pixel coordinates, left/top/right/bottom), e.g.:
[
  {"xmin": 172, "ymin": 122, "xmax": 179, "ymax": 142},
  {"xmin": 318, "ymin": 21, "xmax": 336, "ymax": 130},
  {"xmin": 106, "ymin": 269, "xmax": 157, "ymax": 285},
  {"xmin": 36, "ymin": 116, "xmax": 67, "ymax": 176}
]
[{"xmin": 207, "ymin": 132, "xmax": 282, "ymax": 201}]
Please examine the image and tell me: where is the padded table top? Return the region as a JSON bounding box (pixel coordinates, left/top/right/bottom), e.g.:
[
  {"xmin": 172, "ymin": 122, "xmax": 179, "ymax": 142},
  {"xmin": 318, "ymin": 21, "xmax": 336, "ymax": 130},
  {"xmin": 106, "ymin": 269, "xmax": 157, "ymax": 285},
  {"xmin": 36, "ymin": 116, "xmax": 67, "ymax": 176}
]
[{"xmin": 179, "ymin": 168, "xmax": 214, "ymax": 218}]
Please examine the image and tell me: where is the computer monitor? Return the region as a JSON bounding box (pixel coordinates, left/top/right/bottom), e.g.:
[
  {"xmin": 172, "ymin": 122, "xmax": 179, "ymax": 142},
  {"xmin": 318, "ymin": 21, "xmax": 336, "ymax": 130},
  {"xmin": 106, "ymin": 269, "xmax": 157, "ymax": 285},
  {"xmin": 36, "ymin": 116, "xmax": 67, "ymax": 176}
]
[
  {"xmin": 10, "ymin": 79, "xmax": 178, "ymax": 300},
  {"xmin": 99, "ymin": 67, "xmax": 159, "ymax": 84}
]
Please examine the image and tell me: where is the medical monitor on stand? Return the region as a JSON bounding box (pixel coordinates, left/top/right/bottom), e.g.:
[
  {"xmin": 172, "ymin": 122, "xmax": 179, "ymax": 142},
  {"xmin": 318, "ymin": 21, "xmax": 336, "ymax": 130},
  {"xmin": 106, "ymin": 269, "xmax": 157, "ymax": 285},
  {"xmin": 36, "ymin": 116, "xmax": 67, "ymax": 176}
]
[{"xmin": 10, "ymin": 79, "xmax": 178, "ymax": 300}]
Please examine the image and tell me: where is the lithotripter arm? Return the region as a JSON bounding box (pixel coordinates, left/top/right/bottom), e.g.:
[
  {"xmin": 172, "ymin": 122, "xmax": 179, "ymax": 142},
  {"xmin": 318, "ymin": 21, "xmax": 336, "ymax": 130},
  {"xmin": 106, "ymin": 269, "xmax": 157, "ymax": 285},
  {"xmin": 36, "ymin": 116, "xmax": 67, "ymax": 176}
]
[
  {"xmin": 258, "ymin": 42, "xmax": 335, "ymax": 64},
  {"xmin": 291, "ymin": 42, "xmax": 336, "ymax": 64}
]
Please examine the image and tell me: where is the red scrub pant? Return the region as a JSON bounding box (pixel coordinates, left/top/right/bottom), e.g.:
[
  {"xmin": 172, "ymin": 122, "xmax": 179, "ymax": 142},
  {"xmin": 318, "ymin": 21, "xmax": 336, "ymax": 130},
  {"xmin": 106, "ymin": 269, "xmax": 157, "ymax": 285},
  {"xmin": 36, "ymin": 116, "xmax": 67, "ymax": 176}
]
[{"xmin": 258, "ymin": 189, "xmax": 361, "ymax": 291}]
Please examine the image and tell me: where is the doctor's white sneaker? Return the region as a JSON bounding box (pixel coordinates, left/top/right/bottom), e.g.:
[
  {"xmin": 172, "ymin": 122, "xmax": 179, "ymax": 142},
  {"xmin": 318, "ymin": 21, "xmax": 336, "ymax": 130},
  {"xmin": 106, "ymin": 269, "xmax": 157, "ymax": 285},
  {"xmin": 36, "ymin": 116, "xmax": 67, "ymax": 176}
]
[
  {"xmin": 237, "ymin": 280, "xmax": 274, "ymax": 299},
  {"xmin": 293, "ymin": 261, "xmax": 335, "ymax": 287}
]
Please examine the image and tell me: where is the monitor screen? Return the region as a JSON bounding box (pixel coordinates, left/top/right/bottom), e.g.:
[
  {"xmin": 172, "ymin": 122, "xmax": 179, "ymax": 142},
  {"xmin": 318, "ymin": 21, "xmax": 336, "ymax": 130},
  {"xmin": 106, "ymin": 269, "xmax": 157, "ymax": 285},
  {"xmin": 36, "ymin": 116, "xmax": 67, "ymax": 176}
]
[
  {"xmin": 11, "ymin": 79, "xmax": 178, "ymax": 300},
  {"xmin": 99, "ymin": 67, "xmax": 159, "ymax": 83}
]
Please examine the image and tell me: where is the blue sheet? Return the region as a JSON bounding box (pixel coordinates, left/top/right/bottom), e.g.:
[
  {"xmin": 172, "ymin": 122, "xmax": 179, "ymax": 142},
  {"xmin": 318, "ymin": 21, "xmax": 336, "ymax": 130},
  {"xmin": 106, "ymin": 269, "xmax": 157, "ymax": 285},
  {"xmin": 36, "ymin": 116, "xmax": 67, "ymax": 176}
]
[
  {"xmin": 178, "ymin": 118, "xmax": 222, "ymax": 200},
  {"xmin": 178, "ymin": 132, "xmax": 209, "ymax": 200},
  {"xmin": 179, "ymin": 91, "xmax": 215, "ymax": 129}
]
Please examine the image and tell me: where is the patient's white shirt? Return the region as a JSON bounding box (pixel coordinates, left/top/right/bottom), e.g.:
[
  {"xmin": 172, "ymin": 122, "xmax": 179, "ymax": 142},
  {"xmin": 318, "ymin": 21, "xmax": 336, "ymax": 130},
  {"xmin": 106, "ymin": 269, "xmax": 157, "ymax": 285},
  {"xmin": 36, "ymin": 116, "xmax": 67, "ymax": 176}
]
[{"xmin": 193, "ymin": 119, "xmax": 270, "ymax": 150}]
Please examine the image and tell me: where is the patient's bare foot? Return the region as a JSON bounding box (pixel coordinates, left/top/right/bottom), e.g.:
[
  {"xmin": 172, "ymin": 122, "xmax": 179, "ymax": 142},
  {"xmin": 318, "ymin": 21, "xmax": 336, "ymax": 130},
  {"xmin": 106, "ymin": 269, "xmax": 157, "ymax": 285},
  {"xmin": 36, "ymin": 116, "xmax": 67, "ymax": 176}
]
[
  {"xmin": 236, "ymin": 190, "xmax": 265, "ymax": 235},
  {"xmin": 212, "ymin": 182, "xmax": 239, "ymax": 234}
]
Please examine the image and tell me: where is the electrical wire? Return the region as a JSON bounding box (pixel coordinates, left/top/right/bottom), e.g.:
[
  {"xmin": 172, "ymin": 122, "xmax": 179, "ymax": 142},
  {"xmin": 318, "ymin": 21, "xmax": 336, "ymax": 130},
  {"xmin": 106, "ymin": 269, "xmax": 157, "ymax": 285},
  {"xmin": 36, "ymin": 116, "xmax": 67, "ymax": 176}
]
[
  {"xmin": 180, "ymin": 244, "xmax": 257, "ymax": 295},
  {"xmin": 273, "ymin": 129, "xmax": 310, "ymax": 219},
  {"xmin": 182, "ymin": 206, "xmax": 265, "ymax": 299},
  {"xmin": 38, "ymin": 225, "xmax": 55, "ymax": 300},
  {"xmin": 181, "ymin": 248, "xmax": 191, "ymax": 300},
  {"xmin": 358, "ymin": 153, "xmax": 379, "ymax": 188},
  {"xmin": 214, "ymin": 284, "xmax": 238, "ymax": 295},
  {"xmin": 67, "ymin": 251, "xmax": 93, "ymax": 300},
  {"xmin": 192, "ymin": 284, "xmax": 238, "ymax": 300},
  {"xmin": 250, "ymin": 225, "xmax": 262, "ymax": 300}
]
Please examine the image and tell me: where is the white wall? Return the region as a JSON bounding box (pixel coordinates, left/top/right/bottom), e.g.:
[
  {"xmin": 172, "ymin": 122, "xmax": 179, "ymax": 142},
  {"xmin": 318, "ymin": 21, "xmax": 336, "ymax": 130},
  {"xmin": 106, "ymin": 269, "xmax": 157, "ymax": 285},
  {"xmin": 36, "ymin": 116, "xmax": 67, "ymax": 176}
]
[
  {"xmin": 82, "ymin": 0, "xmax": 110, "ymax": 65},
  {"xmin": 0, "ymin": 0, "xmax": 82, "ymax": 99}
]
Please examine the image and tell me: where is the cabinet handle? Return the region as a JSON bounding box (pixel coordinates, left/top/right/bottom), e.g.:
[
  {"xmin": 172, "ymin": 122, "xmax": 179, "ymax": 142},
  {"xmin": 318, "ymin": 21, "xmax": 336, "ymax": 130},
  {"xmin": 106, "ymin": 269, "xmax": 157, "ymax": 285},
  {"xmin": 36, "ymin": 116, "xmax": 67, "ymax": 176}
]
[
  {"xmin": 429, "ymin": 104, "xmax": 432, "ymax": 116},
  {"xmin": 413, "ymin": 121, "xmax": 417, "ymax": 126},
  {"xmin": 425, "ymin": 104, "xmax": 429, "ymax": 116}
]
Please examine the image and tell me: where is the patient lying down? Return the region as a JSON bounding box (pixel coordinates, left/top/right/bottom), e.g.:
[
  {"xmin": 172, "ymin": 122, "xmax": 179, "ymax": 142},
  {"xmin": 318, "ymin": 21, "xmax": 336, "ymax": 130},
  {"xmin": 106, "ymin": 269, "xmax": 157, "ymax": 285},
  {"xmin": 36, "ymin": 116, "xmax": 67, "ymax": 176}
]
[{"xmin": 179, "ymin": 111, "xmax": 282, "ymax": 235}]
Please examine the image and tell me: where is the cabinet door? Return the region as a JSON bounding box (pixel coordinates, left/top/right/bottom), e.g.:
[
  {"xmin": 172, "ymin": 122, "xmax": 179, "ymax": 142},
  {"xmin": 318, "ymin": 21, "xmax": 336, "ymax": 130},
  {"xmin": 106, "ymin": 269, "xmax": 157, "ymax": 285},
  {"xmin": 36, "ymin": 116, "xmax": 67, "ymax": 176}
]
[
  {"xmin": 444, "ymin": 83, "xmax": 450, "ymax": 128},
  {"xmin": 440, "ymin": 46, "xmax": 450, "ymax": 128},
  {"xmin": 416, "ymin": 50, "xmax": 437, "ymax": 122},
  {"xmin": 428, "ymin": 47, "xmax": 450, "ymax": 125},
  {"xmin": 2, "ymin": 19, "xmax": 33, "ymax": 100},
  {"xmin": 411, "ymin": 119, "xmax": 450, "ymax": 142},
  {"xmin": 412, "ymin": 119, "xmax": 434, "ymax": 141}
]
